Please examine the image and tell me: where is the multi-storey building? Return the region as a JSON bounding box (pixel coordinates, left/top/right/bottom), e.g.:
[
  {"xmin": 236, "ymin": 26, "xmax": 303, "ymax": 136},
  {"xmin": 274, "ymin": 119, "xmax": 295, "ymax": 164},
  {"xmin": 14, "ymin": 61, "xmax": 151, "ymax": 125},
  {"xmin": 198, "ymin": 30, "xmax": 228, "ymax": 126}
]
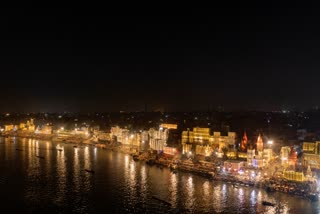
[
  {"xmin": 302, "ymin": 141, "xmax": 320, "ymax": 169},
  {"xmin": 280, "ymin": 146, "xmax": 291, "ymax": 166},
  {"xmin": 181, "ymin": 127, "xmax": 236, "ymax": 156},
  {"xmin": 247, "ymin": 134, "xmax": 273, "ymax": 168}
]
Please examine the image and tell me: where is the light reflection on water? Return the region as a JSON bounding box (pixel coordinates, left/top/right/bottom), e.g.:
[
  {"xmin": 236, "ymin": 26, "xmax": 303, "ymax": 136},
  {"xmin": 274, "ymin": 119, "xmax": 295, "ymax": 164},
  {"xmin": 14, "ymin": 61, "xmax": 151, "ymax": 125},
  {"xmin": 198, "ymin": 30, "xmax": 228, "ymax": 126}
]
[
  {"xmin": 0, "ymin": 137, "xmax": 318, "ymax": 213},
  {"xmin": 56, "ymin": 144, "xmax": 66, "ymax": 205},
  {"xmin": 186, "ymin": 176, "xmax": 194, "ymax": 210},
  {"xmin": 169, "ymin": 172, "xmax": 177, "ymax": 207}
]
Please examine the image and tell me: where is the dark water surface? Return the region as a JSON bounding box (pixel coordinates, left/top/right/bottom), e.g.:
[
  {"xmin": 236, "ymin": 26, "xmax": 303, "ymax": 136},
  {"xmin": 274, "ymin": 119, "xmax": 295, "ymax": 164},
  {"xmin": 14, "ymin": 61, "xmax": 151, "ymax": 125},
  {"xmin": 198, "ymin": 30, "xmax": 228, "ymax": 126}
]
[{"xmin": 0, "ymin": 137, "xmax": 318, "ymax": 213}]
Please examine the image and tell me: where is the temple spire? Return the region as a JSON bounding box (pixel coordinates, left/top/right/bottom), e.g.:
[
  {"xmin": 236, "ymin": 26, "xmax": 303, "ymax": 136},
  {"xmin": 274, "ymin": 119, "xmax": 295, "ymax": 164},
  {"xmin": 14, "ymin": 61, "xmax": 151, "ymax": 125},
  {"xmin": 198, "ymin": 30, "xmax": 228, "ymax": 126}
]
[
  {"xmin": 256, "ymin": 134, "xmax": 263, "ymax": 152},
  {"xmin": 240, "ymin": 131, "xmax": 248, "ymax": 151}
]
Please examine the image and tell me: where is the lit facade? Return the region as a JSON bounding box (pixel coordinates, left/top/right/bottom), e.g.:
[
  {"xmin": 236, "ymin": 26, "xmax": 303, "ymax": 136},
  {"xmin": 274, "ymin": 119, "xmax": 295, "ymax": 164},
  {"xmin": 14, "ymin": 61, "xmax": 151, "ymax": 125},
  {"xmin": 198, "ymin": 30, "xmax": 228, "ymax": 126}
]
[
  {"xmin": 247, "ymin": 149, "xmax": 255, "ymax": 166},
  {"xmin": 280, "ymin": 146, "xmax": 291, "ymax": 166},
  {"xmin": 302, "ymin": 141, "xmax": 320, "ymax": 169},
  {"xmin": 4, "ymin": 125, "xmax": 14, "ymax": 131},
  {"xmin": 240, "ymin": 132, "xmax": 248, "ymax": 151},
  {"xmin": 195, "ymin": 145, "xmax": 213, "ymax": 156},
  {"xmin": 283, "ymin": 170, "xmax": 305, "ymax": 182},
  {"xmin": 246, "ymin": 135, "xmax": 272, "ymax": 168},
  {"xmin": 149, "ymin": 127, "xmax": 168, "ymax": 152},
  {"xmin": 163, "ymin": 147, "xmax": 177, "ymax": 156},
  {"xmin": 263, "ymin": 149, "xmax": 273, "ymax": 166},
  {"xmin": 181, "ymin": 127, "xmax": 236, "ymax": 155},
  {"xmin": 35, "ymin": 124, "xmax": 53, "ymax": 135},
  {"xmin": 160, "ymin": 123, "xmax": 177, "ymax": 130},
  {"xmin": 150, "ymin": 139, "xmax": 166, "ymax": 151}
]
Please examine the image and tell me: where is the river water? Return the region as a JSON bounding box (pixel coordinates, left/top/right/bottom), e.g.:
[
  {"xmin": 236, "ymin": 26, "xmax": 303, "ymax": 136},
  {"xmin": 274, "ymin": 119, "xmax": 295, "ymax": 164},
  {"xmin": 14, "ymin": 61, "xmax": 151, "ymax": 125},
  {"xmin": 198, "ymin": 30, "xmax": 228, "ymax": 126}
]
[{"xmin": 0, "ymin": 137, "xmax": 318, "ymax": 213}]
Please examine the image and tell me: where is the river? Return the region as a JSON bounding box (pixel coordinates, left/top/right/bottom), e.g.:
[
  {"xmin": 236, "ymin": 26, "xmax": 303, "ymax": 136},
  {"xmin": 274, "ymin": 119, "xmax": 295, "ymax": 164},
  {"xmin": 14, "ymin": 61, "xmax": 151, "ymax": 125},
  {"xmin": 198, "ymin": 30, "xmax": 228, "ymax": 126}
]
[{"xmin": 0, "ymin": 137, "xmax": 318, "ymax": 213}]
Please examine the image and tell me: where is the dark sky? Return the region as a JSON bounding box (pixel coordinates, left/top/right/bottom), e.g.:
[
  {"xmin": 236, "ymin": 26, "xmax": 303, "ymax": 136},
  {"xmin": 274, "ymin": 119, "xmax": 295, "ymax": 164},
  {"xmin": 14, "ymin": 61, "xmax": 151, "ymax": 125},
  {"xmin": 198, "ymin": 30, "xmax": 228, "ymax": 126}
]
[{"xmin": 0, "ymin": 6, "xmax": 319, "ymax": 112}]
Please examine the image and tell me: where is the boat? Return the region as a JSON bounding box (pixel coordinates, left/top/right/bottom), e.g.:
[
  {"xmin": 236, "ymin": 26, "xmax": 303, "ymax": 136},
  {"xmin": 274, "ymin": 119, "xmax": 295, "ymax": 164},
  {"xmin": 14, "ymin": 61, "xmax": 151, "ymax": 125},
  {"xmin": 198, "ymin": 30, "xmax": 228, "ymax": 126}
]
[
  {"xmin": 146, "ymin": 159, "xmax": 155, "ymax": 165},
  {"xmin": 36, "ymin": 155, "xmax": 45, "ymax": 159},
  {"xmin": 307, "ymin": 193, "xmax": 319, "ymax": 202},
  {"xmin": 262, "ymin": 201, "xmax": 275, "ymax": 206},
  {"xmin": 132, "ymin": 155, "xmax": 139, "ymax": 161},
  {"xmin": 151, "ymin": 196, "xmax": 171, "ymax": 206},
  {"xmin": 266, "ymin": 186, "xmax": 275, "ymax": 192},
  {"xmin": 84, "ymin": 169, "xmax": 95, "ymax": 174},
  {"xmin": 169, "ymin": 164, "xmax": 178, "ymax": 170}
]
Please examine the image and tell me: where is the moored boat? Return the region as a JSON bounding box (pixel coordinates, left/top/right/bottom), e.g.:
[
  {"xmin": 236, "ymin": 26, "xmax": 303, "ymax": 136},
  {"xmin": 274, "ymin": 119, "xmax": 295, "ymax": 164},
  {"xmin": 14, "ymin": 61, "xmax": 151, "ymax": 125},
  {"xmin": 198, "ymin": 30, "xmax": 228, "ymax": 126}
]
[
  {"xmin": 84, "ymin": 169, "xmax": 95, "ymax": 174},
  {"xmin": 36, "ymin": 155, "xmax": 45, "ymax": 159},
  {"xmin": 262, "ymin": 201, "xmax": 275, "ymax": 206}
]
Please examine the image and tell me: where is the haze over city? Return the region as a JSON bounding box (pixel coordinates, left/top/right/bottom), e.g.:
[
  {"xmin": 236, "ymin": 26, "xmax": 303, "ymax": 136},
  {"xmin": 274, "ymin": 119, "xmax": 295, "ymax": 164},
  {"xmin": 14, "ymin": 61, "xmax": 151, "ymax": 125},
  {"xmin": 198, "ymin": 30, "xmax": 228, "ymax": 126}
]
[{"xmin": 1, "ymin": 7, "xmax": 320, "ymax": 112}]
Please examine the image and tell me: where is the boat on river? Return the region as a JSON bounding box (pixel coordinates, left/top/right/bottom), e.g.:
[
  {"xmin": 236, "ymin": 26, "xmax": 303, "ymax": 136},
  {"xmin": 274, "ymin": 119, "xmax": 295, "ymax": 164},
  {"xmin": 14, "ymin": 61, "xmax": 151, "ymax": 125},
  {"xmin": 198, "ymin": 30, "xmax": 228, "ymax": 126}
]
[
  {"xmin": 36, "ymin": 155, "xmax": 45, "ymax": 159},
  {"xmin": 132, "ymin": 155, "xmax": 139, "ymax": 161},
  {"xmin": 151, "ymin": 195, "xmax": 171, "ymax": 206},
  {"xmin": 262, "ymin": 201, "xmax": 275, "ymax": 206},
  {"xmin": 307, "ymin": 193, "xmax": 319, "ymax": 202},
  {"xmin": 85, "ymin": 169, "xmax": 95, "ymax": 174}
]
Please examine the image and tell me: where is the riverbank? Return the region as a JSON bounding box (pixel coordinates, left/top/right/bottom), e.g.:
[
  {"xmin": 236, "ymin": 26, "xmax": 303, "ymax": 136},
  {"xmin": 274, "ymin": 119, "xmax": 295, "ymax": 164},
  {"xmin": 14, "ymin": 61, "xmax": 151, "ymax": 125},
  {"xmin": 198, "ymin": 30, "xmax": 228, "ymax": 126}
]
[
  {"xmin": 1, "ymin": 134, "xmax": 318, "ymax": 201},
  {"xmin": 125, "ymin": 147, "xmax": 319, "ymax": 202}
]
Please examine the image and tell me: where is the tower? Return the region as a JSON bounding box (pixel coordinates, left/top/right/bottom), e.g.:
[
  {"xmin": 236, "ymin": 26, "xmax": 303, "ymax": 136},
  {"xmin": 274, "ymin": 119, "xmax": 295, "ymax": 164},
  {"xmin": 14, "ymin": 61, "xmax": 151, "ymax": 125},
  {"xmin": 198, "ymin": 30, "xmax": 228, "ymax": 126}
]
[
  {"xmin": 256, "ymin": 134, "xmax": 263, "ymax": 152},
  {"xmin": 288, "ymin": 146, "xmax": 297, "ymax": 169},
  {"xmin": 240, "ymin": 131, "xmax": 248, "ymax": 151}
]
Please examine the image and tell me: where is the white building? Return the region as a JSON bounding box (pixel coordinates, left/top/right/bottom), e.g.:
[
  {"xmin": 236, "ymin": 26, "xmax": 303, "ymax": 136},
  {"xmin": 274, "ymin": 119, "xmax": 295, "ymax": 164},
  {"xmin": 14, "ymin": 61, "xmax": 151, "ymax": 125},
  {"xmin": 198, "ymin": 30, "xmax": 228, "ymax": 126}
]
[{"xmin": 281, "ymin": 146, "xmax": 291, "ymax": 166}]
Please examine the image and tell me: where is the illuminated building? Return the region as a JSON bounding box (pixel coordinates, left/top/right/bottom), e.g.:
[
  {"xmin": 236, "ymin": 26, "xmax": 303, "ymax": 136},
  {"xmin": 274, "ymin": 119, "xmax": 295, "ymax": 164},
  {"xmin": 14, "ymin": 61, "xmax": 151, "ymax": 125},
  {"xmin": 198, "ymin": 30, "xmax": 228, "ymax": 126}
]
[
  {"xmin": 253, "ymin": 134, "xmax": 264, "ymax": 168},
  {"xmin": 27, "ymin": 119, "xmax": 35, "ymax": 132},
  {"xmin": 140, "ymin": 131, "xmax": 149, "ymax": 151},
  {"xmin": 283, "ymin": 170, "xmax": 305, "ymax": 182},
  {"xmin": 256, "ymin": 134, "xmax": 263, "ymax": 152},
  {"xmin": 97, "ymin": 132, "xmax": 111, "ymax": 142},
  {"xmin": 240, "ymin": 132, "xmax": 248, "ymax": 151},
  {"xmin": 302, "ymin": 141, "xmax": 320, "ymax": 169},
  {"xmin": 149, "ymin": 127, "xmax": 168, "ymax": 152},
  {"xmin": 19, "ymin": 123, "xmax": 27, "ymax": 130},
  {"xmin": 238, "ymin": 152, "xmax": 247, "ymax": 159},
  {"xmin": 111, "ymin": 126, "xmax": 130, "ymax": 144},
  {"xmin": 303, "ymin": 141, "xmax": 318, "ymax": 153},
  {"xmin": 160, "ymin": 123, "xmax": 177, "ymax": 130},
  {"xmin": 247, "ymin": 149, "xmax": 255, "ymax": 166},
  {"xmin": 35, "ymin": 124, "xmax": 53, "ymax": 135},
  {"xmin": 195, "ymin": 145, "xmax": 213, "ymax": 157},
  {"xmin": 305, "ymin": 165, "xmax": 315, "ymax": 182},
  {"xmin": 4, "ymin": 125, "xmax": 14, "ymax": 131},
  {"xmin": 181, "ymin": 127, "xmax": 236, "ymax": 155},
  {"xmin": 280, "ymin": 146, "xmax": 291, "ymax": 166},
  {"xmin": 72, "ymin": 127, "xmax": 89, "ymax": 136},
  {"xmin": 246, "ymin": 134, "xmax": 273, "ymax": 168},
  {"xmin": 150, "ymin": 139, "xmax": 166, "ymax": 151},
  {"xmin": 163, "ymin": 147, "xmax": 177, "ymax": 156},
  {"xmin": 288, "ymin": 146, "xmax": 297, "ymax": 168},
  {"xmin": 263, "ymin": 149, "xmax": 273, "ymax": 166},
  {"xmin": 110, "ymin": 126, "xmax": 169, "ymax": 152}
]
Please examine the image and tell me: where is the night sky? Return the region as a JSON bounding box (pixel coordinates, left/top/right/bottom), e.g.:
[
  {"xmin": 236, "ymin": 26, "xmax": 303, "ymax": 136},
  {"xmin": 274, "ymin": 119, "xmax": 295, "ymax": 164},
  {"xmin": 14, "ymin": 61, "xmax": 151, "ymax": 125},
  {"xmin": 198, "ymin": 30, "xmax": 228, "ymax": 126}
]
[{"xmin": 0, "ymin": 7, "xmax": 319, "ymax": 112}]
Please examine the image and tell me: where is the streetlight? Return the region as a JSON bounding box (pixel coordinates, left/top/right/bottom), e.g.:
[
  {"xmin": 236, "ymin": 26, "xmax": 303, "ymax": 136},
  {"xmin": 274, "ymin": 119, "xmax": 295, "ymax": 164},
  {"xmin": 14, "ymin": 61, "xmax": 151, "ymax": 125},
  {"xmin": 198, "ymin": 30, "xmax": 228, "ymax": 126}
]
[{"xmin": 267, "ymin": 140, "xmax": 273, "ymax": 145}]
